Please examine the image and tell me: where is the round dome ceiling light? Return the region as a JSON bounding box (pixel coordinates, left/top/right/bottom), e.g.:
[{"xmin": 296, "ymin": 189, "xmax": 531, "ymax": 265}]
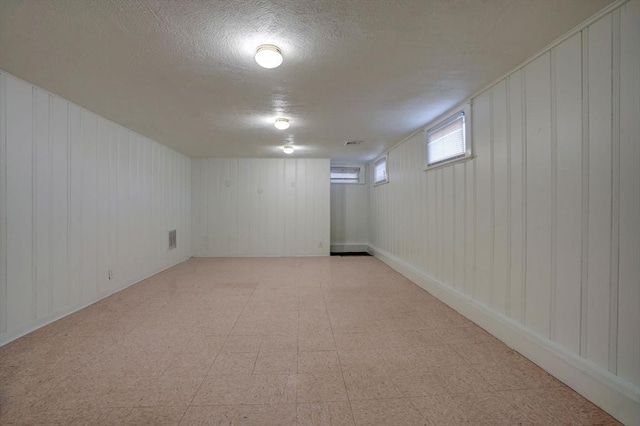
[
  {"xmin": 255, "ymin": 44, "xmax": 283, "ymax": 69},
  {"xmin": 283, "ymin": 145, "xmax": 294, "ymax": 154},
  {"xmin": 274, "ymin": 118, "xmax": 290, "ymax": 130}
]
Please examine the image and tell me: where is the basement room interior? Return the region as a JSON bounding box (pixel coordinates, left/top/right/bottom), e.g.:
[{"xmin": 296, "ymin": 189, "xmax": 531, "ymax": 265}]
[{"xmin": 0, "ymin": 0, "xmax": 638, "ymax": 424}]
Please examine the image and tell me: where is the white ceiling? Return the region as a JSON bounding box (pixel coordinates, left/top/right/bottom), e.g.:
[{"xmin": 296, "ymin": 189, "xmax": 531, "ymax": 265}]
[{"xmin": 0, "ymin": 0, "xmax": 613, "ymax": 162}]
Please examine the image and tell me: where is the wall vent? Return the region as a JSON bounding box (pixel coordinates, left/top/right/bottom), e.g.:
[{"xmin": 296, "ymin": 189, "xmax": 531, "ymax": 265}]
[
  {"xmin": 168, "ymin": 230, "xmax": 177, "ymax": 250},
  {"xmin": 344, "ymin": 140, "xmax": 363, "ymax": 146}
]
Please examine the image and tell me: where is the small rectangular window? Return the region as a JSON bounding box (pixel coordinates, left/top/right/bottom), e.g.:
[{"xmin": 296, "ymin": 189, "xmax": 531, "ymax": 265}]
[
  {"xmin": 373, "ymin": 156, "xmax": 388, "ymax": 185},
  {"xmin": 426, "ymin": 106, "xmax": 472, "ymax": 168},
  {"xmin": 331, "ymin": 166, "xmax": 361, "ymax": 183}
]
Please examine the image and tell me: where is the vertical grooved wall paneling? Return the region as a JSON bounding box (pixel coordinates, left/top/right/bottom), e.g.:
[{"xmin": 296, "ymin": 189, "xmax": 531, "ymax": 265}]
[
  {"xmin": 0, "ymin": 71, "xmax": 192, "ymax": 345},
  {"xmin": 367, "ymin": 1, "xmax": 639, "ymax": 400},
  {"xmin": 191, "ymin": 158, "xmax": 330, "ymax": 257},
  {"xmin": 586, "ymin": 14, "xmax": 613, "ymax": 369},
  {"xmin": 617, "ymin": 0, "xmax": 640, "ymax": 388}
]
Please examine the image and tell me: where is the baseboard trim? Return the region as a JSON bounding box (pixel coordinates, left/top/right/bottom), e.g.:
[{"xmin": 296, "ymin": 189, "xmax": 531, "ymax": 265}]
[
  {"xmin": 330, "ymin": 244, "xmax": 370, "ymax": 253},
  {"xmin": 370, "ymin": 245, "xmax": 639, "ymax": 426},
  {"xmin": 191, "ymin": 253, "xmax": 330, "ymax": 258},
  {"xmin": 0, "ymin": 256, "xmax": 191, "ymax": 347}
]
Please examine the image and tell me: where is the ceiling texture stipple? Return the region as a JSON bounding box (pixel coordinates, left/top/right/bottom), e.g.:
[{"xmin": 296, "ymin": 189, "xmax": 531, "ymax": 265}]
[{"xmin": 0, "ymin": 0, "xmax": 614, "ymax": 162}]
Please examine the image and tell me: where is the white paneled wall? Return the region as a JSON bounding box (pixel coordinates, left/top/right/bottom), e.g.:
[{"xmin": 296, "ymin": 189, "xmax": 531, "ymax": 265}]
[
  {"xmin": 0, "ymin": 72, "xmax": 192, "ymax": 345},
  {"xmin": 192, "ymin": 158, "xmax": 330, "ymax": 257},
  {"xmin": 330, "ymin": 182, "xmax": 369, "ymax": 252},
  {"xmin": 369, "ymin": 3, "xmax": 639, "ymax": 423}
]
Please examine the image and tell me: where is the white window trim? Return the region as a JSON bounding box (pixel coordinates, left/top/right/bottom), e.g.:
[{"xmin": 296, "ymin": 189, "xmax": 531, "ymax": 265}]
[
  {"xmin": 373, "ymin": 155, "xmax": 389, "ymax": 186},
  {"xmin": 424, "ymin": 102, "xmax": 473, "ymax": 171},
  {"xmin": 330, "ymin": 164, "xmax": 367, "ymax": 184}
]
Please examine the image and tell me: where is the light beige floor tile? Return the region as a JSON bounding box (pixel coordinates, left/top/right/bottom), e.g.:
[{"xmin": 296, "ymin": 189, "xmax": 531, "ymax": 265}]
[
  {"xmin": 434, "ymin": 364, "xmax": 496, "ymax": 394},
  {"xmin": 299, "ymin": 333, "xmax": 337, "ymax": 351},
  {"xmin": 451, "ymin": 392, "xmax": 528, "ymax": 425},
  {"xmin": 296, "ymin": 373, "xmax": 349, "ymax": 403},
  {"xmin": 297, "ymin": 402, "xmax": 355, "ymax": 426},
  {"xmin": 179, "ymin": 405, "xmax": 240, "ymax": 425},
  {"xmin": 237, "ymin": 403, "xmax": 297, "ymax": 425},
  {"xmin": 450, "ymin": 341, "xmax": 522, "ymax": 365},
  {"xmin": 244, "ymin": 375, "xmax": 298, "ymax": 405},
  {"xmin": 333, "ymin": 333, "xmax": 375, "ymax": 352},
  {"xmin": 472, "ymin": 357, "xmax": 561, "ymax": 391},
  {"xmin": 180, "ymin": 335, "xmax": 226, "ymax": 354},
  {"xmin": 122, "ymin": 406, "xmax": 187, "ymax": 425},
  {"xmin": 192, "ymin": 374, "xmax": 297, "ymax": 406},
  {"xmin": 261, "ymin": 333, "xmax": 298, "ymax": 352},
  {"xmin": 387, "ymin": 367, "xmax": 448, "ymax": 397},
  {"xmin": 411, "ymin": 344, "xmax": 468, "ymax": 367},
  {"xmin": 93, "ymin": 376, "xmax": 159, "ymax": 408},
  {"xmin": 298, "ymin": 351, "xmax": 342, "ymax": 374},
  {"xmin": 501, "ymin": 386, "xmax": 622, "ymax": 425},
  {"xmin": 139, "ymin": 373, "xmax": 205, "ymax": 406},
  {"xmin": 350, "ymin": 398, "xmax": 425, "ymax": 426},
  {"xmin": 191, "ymin": 374, "xmax": 253, "ymax": 405},
  {"xmin": 253, "ymin": 351, "xmax": 298, "ymax": 374},
  {"xmin": 343, "ymin": 371, "xmax": 401, "ymax": 401},
  {"xmin": 208, "ymin": 351, "xmax": 258, "ymax": 375},
  {"xmin": 0, "ymin": 397, "xmax": 74, "ymax": 425},
  {"xmin": 0, "ymin": 257, "xmax": 616, "ymax": 425},
  {"xmin": 337, "ymin": 350, "xmax": 386, "ymax": 375},
  {"xmin": 222, "ymin": 335, "xmax": 263, "ymax": 353},
  {"xmin": 409, "ymin": 395, "xmax": 470, "ymax": 425},
  {"xmin": 436, "ymin": 324, "xmax": 499, "ymax": 345},
  {"xmin": 62, "ymin": 407, "xmax": 134, "ymax": 425},
  {"xmin": 163, "ymin": 352, "xmax": 217, "ymax": 377}
]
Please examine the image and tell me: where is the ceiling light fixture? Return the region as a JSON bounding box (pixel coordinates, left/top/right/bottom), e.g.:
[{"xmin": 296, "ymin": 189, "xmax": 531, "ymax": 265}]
[
  {"xmin": 283, "ymin": 145, "xmax": 294, "ymax": 154},
  {"xmin": 255, "ymin": 44, "xmax": 283, "ymax": 69},
  {"xmin": 274, "ymin": 118, "xmax": 290, "ymax": 130}
]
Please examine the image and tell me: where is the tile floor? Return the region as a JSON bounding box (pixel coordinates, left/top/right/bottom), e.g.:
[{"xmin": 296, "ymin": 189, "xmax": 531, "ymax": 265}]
[{"xmin": 0, "ymin": 257, "xmax": 620, "ymax": 425}]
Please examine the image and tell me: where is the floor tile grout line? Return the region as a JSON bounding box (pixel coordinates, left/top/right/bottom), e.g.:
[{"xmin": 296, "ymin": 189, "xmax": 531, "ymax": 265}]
[
  {"xmin": 177, "ymin": 270, "xmax": 261, "ymax": 425},
  {"xmin": 320, "ymin": 276, "xmax": 358, "ymax": 426}
]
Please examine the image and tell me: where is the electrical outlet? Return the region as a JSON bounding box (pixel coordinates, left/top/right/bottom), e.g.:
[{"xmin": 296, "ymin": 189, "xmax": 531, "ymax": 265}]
[
  {"xmin": 108, "ymin": 269, "xmax": 114, "ymax": 280},
  {"xmin": 318, "ymin": 242, "xmax": 323, "ymax": 248}
]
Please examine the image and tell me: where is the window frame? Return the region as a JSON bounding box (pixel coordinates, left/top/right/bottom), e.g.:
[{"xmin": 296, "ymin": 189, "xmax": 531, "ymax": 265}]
[
  {"xmin": 424, "ymin": 103, "xmax": 473, "ymax": 171},
  {"xmin": 373, "ymin": 155, "xmax": 389, "ymax": 186},
  {"xmin": 330, "ymin": 165, "xmax": 366, "ymax": 184}
]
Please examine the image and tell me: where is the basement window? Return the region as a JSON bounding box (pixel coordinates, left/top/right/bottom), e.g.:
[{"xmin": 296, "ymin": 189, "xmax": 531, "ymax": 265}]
[
  {"xmin": 331, "ymin": 166, "xmax": 362, "ymax": 184},
  {"xmin": 373, "ymin": 155, "xmax": 388, "ymax": 186},
  {"xmin": 425, "ymin": 104, "xmax": 472, "ymax": 169}
]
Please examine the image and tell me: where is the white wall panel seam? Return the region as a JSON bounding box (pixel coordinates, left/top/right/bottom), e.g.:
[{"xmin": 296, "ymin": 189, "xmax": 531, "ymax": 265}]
[
  {"xmin": 550, "ymin": 48, "xmax": 558, "ymax": 341},
  {"xmin": 506, "ymin": 77, "xmax": 512, "ymax": 318},
  {"xmin": 0, "ymin": 73, "xmax": 6, "ymax": 333},
  {"xmin": 31, "ymin": 87, "xmax": 37, "ymax": 322},
  {"xmin": 65, "ymin": 101, "xmax": 70, "ymax": 308},
  {"xmin": 472, "ymin": 158, "xmax": 477, "ymax": 299},
  {"xmin": 452, "ymin": 165, "xmax": 457, "ymax": 288},
  {"xmin": 489, "ymin": 90, "xmax": 495, "ymax": 309},
  {"xmin": 617, "ymin": 0, "xmax": 640, "ymax": 386},
  {"xmin": 94, "ymin": 116, "xmax": 99, "ymax": 297},
  {"xmin": 580, "ymin": 28, "xmax": 590, "ymax": 357},
  {"xmin": 79, "ymin": 110, "xmax": 84, "ymax": 302},
  {"xmin": 521, "ymin": 66, "xmax": 528, "ymax": 326},
  {"xmin": 47, "ymin": 95, "xmax": 54, "ymax": 314},
  {"xmin": 472, "ymin": 111, "xmax": 478, "ymax": 300},
  {"xmin": 463, "ymin": 162, "xmax": 467, "ymax": 294},
  {"xmin": 608, "ymin": 8, "xmax": 621, "ymax": 375}
]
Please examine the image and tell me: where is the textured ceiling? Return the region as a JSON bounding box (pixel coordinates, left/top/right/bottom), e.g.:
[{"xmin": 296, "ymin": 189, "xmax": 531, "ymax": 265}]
[{"xmin": 0, "ymin": 0, "xmax": 613, "ymax": 161}]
